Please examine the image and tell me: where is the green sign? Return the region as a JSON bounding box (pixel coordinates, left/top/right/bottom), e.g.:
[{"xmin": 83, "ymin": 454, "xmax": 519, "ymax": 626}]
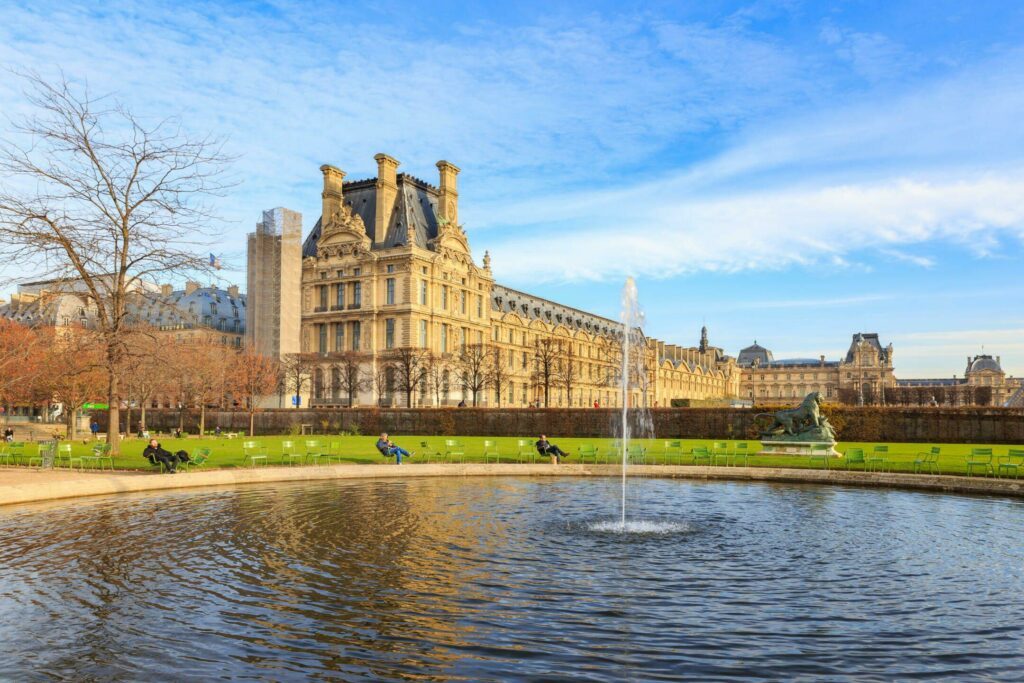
[{"xmin": 83, "ymin": 403, "xmax": 109, "ymax": 410}]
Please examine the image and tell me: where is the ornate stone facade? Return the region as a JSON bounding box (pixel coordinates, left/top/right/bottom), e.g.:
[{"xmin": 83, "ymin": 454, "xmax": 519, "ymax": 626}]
[{"xmin": 277, "ymin": 154, "xmax": 740, "ymax": 407}]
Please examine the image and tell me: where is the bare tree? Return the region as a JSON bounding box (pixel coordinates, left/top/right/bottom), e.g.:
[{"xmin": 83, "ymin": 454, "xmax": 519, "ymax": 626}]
[
  {"xmin": 280, "ymin": 353, "xmax": 314, "ymax": 408},
  {"xmin": 0, "ymin": 73, "xmax": 232, "ymax": 453},
  {"xmin": 331, "ymin": 352, "xmax": 368, "ymax": 407},
  {"xmin": 424, "ymin": 353, "xmax": 451, "ymax": 407},
  {"xmin": 383, "ymin": 347, "xmax": 429, "ymax": 408},
  {"xmin": 489, "ymin": 346, "xmax": 510, "ymax": 407},
  {"xmin": 373, "ymin": 359, "xmax": 395, "ymax": 407},
  {"xmin": 228, "ymin": 350, "xmax": 280, "ymax": 436},
  {"xmin": 555, "ymin": 341, "xmax": 579, "ymax": 407},
  {"xmin": 454, "ymin": 343, "xmax": 491, "ymax": 407},
  {"xmin": 531, "ymin": 338, "xmax": 560, "ymax": 408},
  {"xmin": 43, "ymin": 327, "xmax": 106, "ymax": 439}
]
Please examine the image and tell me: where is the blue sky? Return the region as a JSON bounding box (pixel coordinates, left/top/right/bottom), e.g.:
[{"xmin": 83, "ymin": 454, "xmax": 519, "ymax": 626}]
[{"xmin": 1, "ymin": 0, "xmax": 1023, "ymax": 377}]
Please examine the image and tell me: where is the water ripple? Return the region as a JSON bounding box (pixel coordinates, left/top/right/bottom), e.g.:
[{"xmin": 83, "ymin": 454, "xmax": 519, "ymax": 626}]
[{"xmin": 0, "ymin": 478, "xmax": 1022, "ymax": 681}]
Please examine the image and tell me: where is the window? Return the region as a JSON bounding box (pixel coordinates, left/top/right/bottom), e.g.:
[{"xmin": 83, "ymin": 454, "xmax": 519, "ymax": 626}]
[
  {"xmin": 210, "ymin": 303, "xmax": 217, "ymax": 315},
  {"xmin": 420, "ymin": 280, "xmax": 427, "ymax": 305},
  {"xmin": 460, "ymin": 327, "xmax": 467, "ymax": 348},
  {"xmin": 386, "ymin": 264, "xmax": 395, "ymax": 273},
  {"xmin": 522, "ymin": 351, "xmax": 528, "ymax": 369},
  {"xmin": 351, "ymin": 321, "xmax": 361, "ymax": 350},
  {"xmin": 421, "ymin": 266, "xmax": 427, "ymax": 274},
  {"xmin": 386, "ymin": 278, "xmax": 395, "ymax": 305},
  {"xmin": 419, "ymin": 319, "xmax": 427, "ymax": 347},
  {"xmin": 460, "ymin": 290, "xmax": 467, "ymax": 314},
  {"xmin": 353, "ymin": 267, "xmax": 361, "ymax": 276},
  {"xmin": 385, "ymin": 318, "xmax": 395, "ymax": 349},
  {"xmin": 335, "ymin": 284, "xmax": 344, "ymax": 308},
  {"xmin": 476, "ymin": 330, "xmax": 483, "ymax": 344},
  {"xmin": 318, "ymin": 324, "xmax": 327, "ymax": 353},
  {"xmin": 440, "ymin": 324, "xmax": 448, "ymax": 352},
  {"xmin": 319, "ymin": 286, "xmax": 328, "ymax": 309},
  {"xmin": 334, "ymin": 323, "xmax": 344, "ymax": 351},
  {"xmin": 509, "ymin": 349, "xmax": 514, "ymax": 367},
  {"xmin": 336, "ymin": 269, "xmax": 344, "ymax": 277},
  {"xmin": 441, "ymin": 285, "xmax": 448, "ymax": 309},
  {"xmin": 352, "ymin": 282, "xmax": 362, "ymax": 307},
  {"xmin": 509, "ymin": 330, "xmax": 514, "ymax": 344},
  {"xmin": 477, "ymin": 295, "xmax": 482, "ymax": 318}
]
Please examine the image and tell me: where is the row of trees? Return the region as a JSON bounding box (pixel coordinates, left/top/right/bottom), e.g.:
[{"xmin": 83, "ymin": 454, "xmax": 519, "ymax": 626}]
[{"xmin": 835, "ymin": 384, "xmax": 995, "ymax": 407}]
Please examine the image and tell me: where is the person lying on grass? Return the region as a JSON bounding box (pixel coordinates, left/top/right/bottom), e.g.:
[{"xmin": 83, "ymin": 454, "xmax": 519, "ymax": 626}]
[{"xmin": 376, "ymin": 433, "xmax": 414, "ymax": 465}]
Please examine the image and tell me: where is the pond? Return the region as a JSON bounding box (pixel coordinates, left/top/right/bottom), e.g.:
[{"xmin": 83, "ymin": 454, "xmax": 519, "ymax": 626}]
[{"xmin": 0, "ymin": 477, "xmax": 1021, "ymax": 681}]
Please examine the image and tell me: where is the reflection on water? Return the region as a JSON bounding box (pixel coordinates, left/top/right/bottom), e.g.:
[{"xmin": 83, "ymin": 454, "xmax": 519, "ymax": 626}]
[{"xmin": 0, "ymin": 478, "xmax": 1022, "ymax": 681}]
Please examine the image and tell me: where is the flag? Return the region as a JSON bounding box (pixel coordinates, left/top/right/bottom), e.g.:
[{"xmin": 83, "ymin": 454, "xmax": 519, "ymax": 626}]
[{"xmin": 209, "ymin": 253, "xmax": 222, "ymax": 270}]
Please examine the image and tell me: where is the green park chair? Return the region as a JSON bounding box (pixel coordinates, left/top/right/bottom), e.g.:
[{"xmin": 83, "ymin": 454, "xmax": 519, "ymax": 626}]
[
  {"xmin": 609, "ymin": 439, "xmax": 623, "ymax": 463},
  {"xmin": 516, "ymin": 439, "xmax": 535, "ymax": 464},
  {"xmin": 578, "ymin": 444, "xmax": 598, "ymax": 464},
  {"xmin": 732, "ymin": 442, "xmax": 751, "ymax": 467},
  {"xmin": 28, "ymin": 442, "xmax": 53, "ymax": 469},
  {"xmin": 966, "ymin": 447, "xmax": 994, "ymax": 477},
  {"xmin": 0, "ymin": 443, "xmax": 10, "ymax": 467},
  {"xmin": 866, "ymin": 445, "xmax": 890, "ymax": 472},
  {"xmin": 913, "ymin": 446, "xmax": 941, "ymax": 474},
  {"xmin": 280, "ymin": 440, "xmax": 304, "ymax": 466},
  {"xmin": 444, "ymin": 439, "xmax": 465, "ymax": 464},
  {"xmin": 55, "ymin": 443, "xmax": 76, "ymax": 469},
  {"xmin": 419, "ymin": 441, "xmax": 441, "ymax": 464},
  {"xmin": 711, "ymin": 441, "xmax": 731, "ymax": 466},
  {"xmin": 84, "ymin": 443, "xmax": 113, "ymax": 471},
  {"xmin": 8, "ymin": 442, "xmax": 25, "ymax": 466},
  {"xmin": 843, "ymin": 448, "xmax": 866, "ymax": 470},
  {"xmin": 997, "ymin": 448, "xmax": 1024, "ymax": 479},
  {"xmin": 808, "ymin": 445, "xmax": 831, "ymax": 470},
  {"xmin": 662, "ymin": 440, "xmax": 683, "ymax": 465},
  {"xmin": 304, "ymin": 440, "xmax": 324, "ymax": 465},
  {"xmin": 483, "ymin": 439, "xmax": 500, "ymax": 463},
  {"xmin": 325, "ymin": 441, "xmax": 344, "ymax": 464},
  {"xmin": 242, "ymin": 440, "xmax": 267, "ymax": 467},
  {"xmin": 185, "ymin": 447, "xmax": 211, "ymax": 471},
  {"xmin": 692, "ymin": 446, "xmax": 711, "ymax": 466},
  {"xmin": 627, "ymin": 444, "xmax": 647, "ymax": 465}
]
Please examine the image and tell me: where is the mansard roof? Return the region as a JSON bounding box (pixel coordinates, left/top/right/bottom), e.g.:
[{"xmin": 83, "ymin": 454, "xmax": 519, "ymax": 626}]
[
  {"xmin": 491, "ymin": 284, "xmax": 624, "ymax": 338},
  {"xmin": 737, "ymin": 341, "xmax": 773, "ymax": 367},
  {"xmin": 302, "ymin": 174, "xmax": 442, "ymax": 257},
  {"xmin": 845, "ymin": 332, "xmax": 890, "ymax": 363},
  {"xmin": 967, "ymin": 354, "xmax": 1002, "ymax": 374}
]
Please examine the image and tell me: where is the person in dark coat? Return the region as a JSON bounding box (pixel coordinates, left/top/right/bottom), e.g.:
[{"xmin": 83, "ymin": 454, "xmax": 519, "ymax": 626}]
[
  {"xmin": 535, "ymin": 435, "xmax": 568, "ymax": 464},
  {"xmin": 143, "ymin": 438, "xmax": 180, "ymax": 473}
]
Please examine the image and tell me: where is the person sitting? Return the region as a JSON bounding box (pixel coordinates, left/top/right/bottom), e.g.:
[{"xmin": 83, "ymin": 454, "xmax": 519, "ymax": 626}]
[
  {"xmin": 143, "ymin": 438, "xmax": 181, "ymax": 473},
  {"xmin": 536, "ymin": 435, "xmax": 568, "ymax": 464},
  {"xmin": 375, "ymin": 433, "xmax": 413, "ymax": 465}
]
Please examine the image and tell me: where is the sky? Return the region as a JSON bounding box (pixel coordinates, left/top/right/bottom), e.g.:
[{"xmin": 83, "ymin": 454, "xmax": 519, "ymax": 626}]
[{"xmin": 1, "ymin": 0, "xmax": 1023, "ymax": 377}]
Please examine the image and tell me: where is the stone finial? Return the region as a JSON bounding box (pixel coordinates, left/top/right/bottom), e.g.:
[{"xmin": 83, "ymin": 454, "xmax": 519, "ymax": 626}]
[{"xmin": 483, "ymin": 250, "xmax": 491, "ymax": 270}]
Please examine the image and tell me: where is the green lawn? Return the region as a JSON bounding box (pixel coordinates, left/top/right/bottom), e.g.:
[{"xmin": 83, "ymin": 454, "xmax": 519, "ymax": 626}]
[{"xmin": 3, "ymin": 435, "xmax": 1023, "ymax": 478}]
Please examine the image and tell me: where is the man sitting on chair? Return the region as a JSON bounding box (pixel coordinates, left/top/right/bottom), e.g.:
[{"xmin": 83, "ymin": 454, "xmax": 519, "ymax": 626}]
[
  {"xmin": 536, "ymin": 435, "xmax": 569, "ymax": 464},
  {"xmin": 143, "ymin": 438, "xmax": 183, "ymax": 473},
  {"xmin": 376, "ymin": 433, "xmax": 413, "ymax": 465}
]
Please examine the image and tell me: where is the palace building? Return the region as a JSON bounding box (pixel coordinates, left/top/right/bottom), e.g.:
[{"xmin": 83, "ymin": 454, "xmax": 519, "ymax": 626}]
[{"xmin": 247, "ymin": 154, "xmax": 740, "ymax": 407}]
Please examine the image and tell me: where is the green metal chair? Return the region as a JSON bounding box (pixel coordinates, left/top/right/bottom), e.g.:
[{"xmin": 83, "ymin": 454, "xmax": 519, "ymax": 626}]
[
  {"xmin": 662, "ymin": 440, "xmax": 683, "ymax": 465},
  {"xmin": 444, "ymin": 439, "xmax": 465, "ymax": 464},
  {"xmin": 83, "ymin": 443, "xmax": 113, "ymax": 471},
  {"xmin": 242, "ymin": 440, "xmax": 268, "ymax": 467},
  {"xmin": 483, "ymin": 439, "xmax": 500, "ymax": 463},
  {"xmin": 8, "ymin": 442, "xmax": 25, "ymax": 466},
  {"xmin": 732, "ymin": 442, "xmax": 751, "ymax": 467},
  {"xmin": 808, "ymin": 445, "xmax": 831, "ymax": 470},
  {"xmin": 516, "ymin": 439, "xmax": 535, "ymax": 464},
  {"xmin": 627, "ymin": 444, "xmax": 647, "ymax": 465},
  {"xmin": 966, "ymin": 447, "xmax": 994, "ymax": 477},
  {"xmin": 185, "ymin": 447, "xmax": 211, "ymax": 471},
  {"xmin": 842, "ymin": 448, "xmax": 866, "ymax": 470},
  {"xmin": 997, "ymin": 448, "xmax": 1024, "ymax": 479},
  {"xmin": 280, "ymin": 440, "xmax": 304, "ymax": 466},
  {"xmin": 913, "ymin": 446, "xmax": 941, "ymax": 474},
  {"xmin": 578, "ymin": 444, "xmax": 598, "ymax": 464},
  {"xmin": 419, "ymin": 441, "xmax": 441, "ymax": 464},
  {"xmin": 866, "ymin": 445, "xmax": 890, "ymax": 472},
  {"xmin": 55, "ymin": 443, "xmax": 76, "ymax": 469},
  {"xmin": 325, "ymin": 440, "xmax": 344, "ymax": 464},
  {"xmin": 711, "ymin": 441, "xmax": 730, "ymax": 466},
  {"xmin": 28, "ymin": 442, "xmax": 53, "ymax": 469},
  {"xmin": 692, "ymin": 446, "xmax": 711, "ymax": 466},
  {"xmin": 304, "ymin": 439, "xmax": 324, "ymax": 465},
  {"xmin": 0, "ymin": 443, "xmax": 10, "ymax": 467}
]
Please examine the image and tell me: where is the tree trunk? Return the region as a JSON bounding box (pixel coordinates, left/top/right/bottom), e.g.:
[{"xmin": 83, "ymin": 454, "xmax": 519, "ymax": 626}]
[
  {"xmin": 107, "ymin": 371, "xmax": 121, "ymax": 455},
  {"xmin": 200, "ymin": 404, "xmax": 206, "ymax": 436},
  {"xmin": 249, "ymin": 410, "xmax": 256, "ymax": 437},
  {"xmin": 66, "ymin": 408, "xmax": 76, "ymax": 440},
  {"xmin": 140, "ymin": 404, "xmax": 147, "ymax": 432},
  {"xmin": 126, "ymin": 404, "xmax": 132, "ymax": 437}
]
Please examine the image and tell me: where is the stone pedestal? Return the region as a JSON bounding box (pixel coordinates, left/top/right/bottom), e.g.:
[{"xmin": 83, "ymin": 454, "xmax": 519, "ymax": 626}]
[{"xmin": 758, "ymin": 441, "xmax": 840, "ymax": 457}]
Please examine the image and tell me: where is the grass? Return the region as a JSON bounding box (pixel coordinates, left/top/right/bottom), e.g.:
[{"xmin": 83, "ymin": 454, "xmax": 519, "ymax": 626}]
[{"xmin": 2, "ymin": 435, "xmax": 1023, "ymax": 478}]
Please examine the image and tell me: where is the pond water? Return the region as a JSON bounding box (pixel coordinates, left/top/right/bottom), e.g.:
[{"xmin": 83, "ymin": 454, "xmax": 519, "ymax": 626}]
[{"xmin": 0, "ymin": 477, "xmax": 1021, "ymax": 681}]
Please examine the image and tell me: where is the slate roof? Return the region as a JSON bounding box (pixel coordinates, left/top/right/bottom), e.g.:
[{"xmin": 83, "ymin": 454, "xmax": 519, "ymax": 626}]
[
  {"xmin": 302, "ymin": 174, "xmax": 442, "ymax": 257},
  {"xmin": 967, "ymin": 354, "xmax": 1002, "ymax": 374},
  {"xmin": 845, "ymin": 332, "xmax": 890, "ymax": 363},
  {"xmin": 491, "ymin": 284, "xmax": 624, "ymax": 338},
  {"xmin": 737, "ymin": 342, "xmax": 774, "ymax": 367},
  {"xmin": 128, "ymin": 286, "xmax": 246, "ymax": 335}
]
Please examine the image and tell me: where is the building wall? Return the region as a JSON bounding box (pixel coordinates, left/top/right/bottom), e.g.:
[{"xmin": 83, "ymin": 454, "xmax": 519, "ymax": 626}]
[{"xmin": 246, "ymin": 208, "xmax": 302, "ymax": 359}]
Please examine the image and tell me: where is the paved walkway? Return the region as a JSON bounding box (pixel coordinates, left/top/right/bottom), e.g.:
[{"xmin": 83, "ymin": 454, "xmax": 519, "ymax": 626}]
[{"xmin": 1, "ymin": 464, "xmax": 1022, "ymax": 508}]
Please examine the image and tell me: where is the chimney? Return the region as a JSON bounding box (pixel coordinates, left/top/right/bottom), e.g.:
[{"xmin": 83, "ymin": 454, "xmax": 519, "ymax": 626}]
[
  {"xmin": 320, "ymin": 164, "xmax": 345, "ymax": 228},
  {"xmin": 228, "ymin": 285, "xmax": 240, "ymax": 298},
  {"xmin": 436, "ymin": 160, "xmax": 460, "ymax": 227},
  {"xmin": 374, "ymin": 153, "xmax": 399, "ymax": 244},
  {"xmin": 185, "ymin": 281, "xmax": 200, "ymax": 295},
  {"xmin": 160, "ymin": 284, "xmax": 173, "ymax": 296},
  {"xmin": 819, "ymin": 355, "xmax": 825, "ymax": 365}
]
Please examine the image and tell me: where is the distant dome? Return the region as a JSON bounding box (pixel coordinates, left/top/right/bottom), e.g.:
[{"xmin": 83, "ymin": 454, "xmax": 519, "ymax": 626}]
[
  {"xmin": 968, "ymin": 355, "xmax": 1002, "ymax": 373},
  {"xmin": 738, "ymin": 342, "xmax": 773, "ymax": 367}
]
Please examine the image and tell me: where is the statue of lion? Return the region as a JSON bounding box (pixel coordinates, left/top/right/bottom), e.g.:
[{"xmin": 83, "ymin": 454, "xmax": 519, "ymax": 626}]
[{"xmin": 755, "ymin": 391, "xmax": 823, "ymax": 437}]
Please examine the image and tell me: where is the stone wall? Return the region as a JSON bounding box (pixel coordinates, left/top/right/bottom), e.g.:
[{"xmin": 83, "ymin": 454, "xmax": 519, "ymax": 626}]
[{"xmin": 104, "ymin": 407, "xmax": 1024, "ymax": 444}]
